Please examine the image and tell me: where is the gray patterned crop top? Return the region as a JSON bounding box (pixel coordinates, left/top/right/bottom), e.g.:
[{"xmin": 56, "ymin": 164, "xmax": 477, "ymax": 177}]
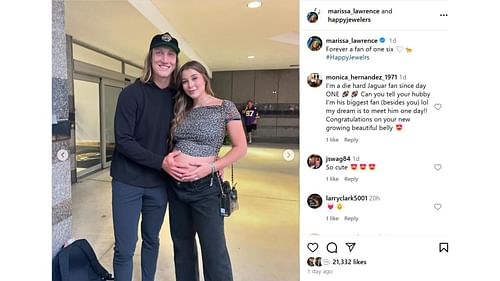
[{"xmin": 173, "ymin": 100, "xmax": 241, "ymax": 157}]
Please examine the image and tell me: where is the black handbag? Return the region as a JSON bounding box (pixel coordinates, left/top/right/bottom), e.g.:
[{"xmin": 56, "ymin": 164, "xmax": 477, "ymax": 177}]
[{"xmin": 218, "ymin": 164, "xmax": 238, "ymax": 217}]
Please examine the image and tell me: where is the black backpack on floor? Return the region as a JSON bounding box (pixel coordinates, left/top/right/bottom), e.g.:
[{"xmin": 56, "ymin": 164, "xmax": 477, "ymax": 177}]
[{"xmin": 52, "ymin": 239, "xmax": 114, "ymax": 281}]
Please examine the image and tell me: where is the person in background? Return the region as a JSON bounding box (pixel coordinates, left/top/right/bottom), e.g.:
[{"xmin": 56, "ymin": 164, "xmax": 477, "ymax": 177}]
[{"xmin": 241, "ymin": 99, "xmax": 259, "ymax": 144}]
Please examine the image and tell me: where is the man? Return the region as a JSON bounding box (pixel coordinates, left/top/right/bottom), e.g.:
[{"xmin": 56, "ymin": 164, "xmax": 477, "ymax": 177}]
[
  {"xmin": 242, "ymin": 100, "xmax": 259, "ymax": 144},
  {"xmin": 110, "ymin": 32, "xmax": 185, "ymax": 281}
]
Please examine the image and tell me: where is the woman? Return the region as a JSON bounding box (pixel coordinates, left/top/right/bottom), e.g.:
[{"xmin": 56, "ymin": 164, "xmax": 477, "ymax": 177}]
[{"xmin": 166, "ymin": 60, "xmax": 247, "ymax": 281}]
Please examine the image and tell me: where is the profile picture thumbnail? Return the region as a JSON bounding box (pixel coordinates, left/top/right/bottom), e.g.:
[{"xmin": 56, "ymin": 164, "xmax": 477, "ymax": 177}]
[
  {"xmin": 307, "ymin": 73, "xmax": 323, "ymax": 87},
  {"xmin": 307, "ymin": 11, "xmax": 319, "ymax": 23},
  {"xmin": 307, "ymin": 36, "xmax": 322, "ymax": 51},
  {"xmin": 307, "ymin": 193, "xmax": 323, "ymax": 209},
  {"xmin": 307, "ymin": 257, "xmax": 315, "ymax": 266},
  {"xmin": 307, "ymin": 154, "xmax": 323, "ymax": 169}
]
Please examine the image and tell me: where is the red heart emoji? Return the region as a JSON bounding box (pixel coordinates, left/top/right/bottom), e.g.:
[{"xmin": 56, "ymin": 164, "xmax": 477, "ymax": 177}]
[{"xmin": 328, "ymin": 204, "xmax": 334, "ymax": 209}]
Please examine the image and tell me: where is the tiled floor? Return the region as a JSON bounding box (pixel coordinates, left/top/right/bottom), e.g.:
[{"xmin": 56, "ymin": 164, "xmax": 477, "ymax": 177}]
[{"xmin": 72, "ymin": 143, "xmax": 299, "ymax": 281}]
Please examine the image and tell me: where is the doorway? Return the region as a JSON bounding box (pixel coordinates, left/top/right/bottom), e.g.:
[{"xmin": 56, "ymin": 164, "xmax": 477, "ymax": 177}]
[{"xmin": 73, "ymin": 75, "xmax": 125, "ymax": 178}]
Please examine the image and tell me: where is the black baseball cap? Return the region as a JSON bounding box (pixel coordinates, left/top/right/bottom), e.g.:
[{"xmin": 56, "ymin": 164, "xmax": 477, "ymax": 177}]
[{"xmin": 149, "ymin": 32, "xmax": 180, "ymax": 54}]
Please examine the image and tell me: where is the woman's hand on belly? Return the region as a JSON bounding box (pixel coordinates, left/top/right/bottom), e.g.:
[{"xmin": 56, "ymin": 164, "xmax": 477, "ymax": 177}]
[
  {"xmin": 162, "ymin": 151, "xmax": 199, "ymax": 181},
  {"xmin": 180, "ymin": 162, "xmax": 212, "ymax": 182},
  {"xmin": 173, "ymin": 151, "xmax": 216, "ymax": 182}
]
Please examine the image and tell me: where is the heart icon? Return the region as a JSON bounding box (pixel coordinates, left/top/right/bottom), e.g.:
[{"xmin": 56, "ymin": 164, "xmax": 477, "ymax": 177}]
[
  {"xmin": 434, "ymin": 164, "xmax": 442, "ymax": 171},
  {"xmin": 307, "ymin": 243, "xmax": 319, "ymax": 252},
  {"xmin": 397, "ymin": 46, "xmax": 404, "ymax": 52},
  {"xmin": 434, "ymin": 203, "xmax": 442, "ymax": 210},
  {"xmin": 328, "ymin": 203, "xmax": 334, "ymax": 209},
  {"xmin": 434, "ymin": 103, "xmax": 442, "ymax": 110}
]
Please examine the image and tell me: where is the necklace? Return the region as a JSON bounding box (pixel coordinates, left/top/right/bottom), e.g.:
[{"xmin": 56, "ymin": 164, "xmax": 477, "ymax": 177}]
[{"xmin": 193, "ymin": 95, "xmax": 214, "ymax": 108}]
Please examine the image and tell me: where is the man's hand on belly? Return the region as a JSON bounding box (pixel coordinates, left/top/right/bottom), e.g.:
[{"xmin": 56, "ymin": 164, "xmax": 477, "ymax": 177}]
[{"xmin": 162, "ymin": 151, "xmax": 195, "ymax": 181}]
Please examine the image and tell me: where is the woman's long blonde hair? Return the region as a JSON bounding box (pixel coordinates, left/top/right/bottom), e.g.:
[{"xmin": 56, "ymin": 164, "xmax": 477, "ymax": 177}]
[{"xmin": 170, "ymin": 61, "xmax": 215, "ymax": 149}]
